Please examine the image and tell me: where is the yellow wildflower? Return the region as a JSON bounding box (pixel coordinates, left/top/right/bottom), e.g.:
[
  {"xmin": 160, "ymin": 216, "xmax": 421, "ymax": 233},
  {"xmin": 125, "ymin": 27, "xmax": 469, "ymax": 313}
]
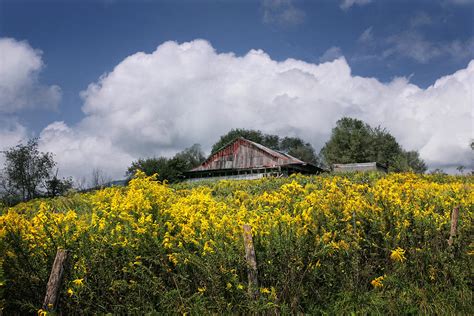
[
  {"xmin": 67, "ymin": 288, "xmax": 74, "ymax": 296},
  {"xmin": 390, "ymin": 247, "xmax": 406, "ymax": 262},
  {"xmin": 260, "ymin": 287, "xmax": 271, "ymax": 294},
  {"xmin": 167, "ymin": 253, "xmax": 179, "ymax": 265},
  {"xmin": 371, "ymin": 275, "xmax": 385, "ymax": 288},
  {"xmin": 72, "ymin": 278, "xmax": 84, "ymax": 286}
]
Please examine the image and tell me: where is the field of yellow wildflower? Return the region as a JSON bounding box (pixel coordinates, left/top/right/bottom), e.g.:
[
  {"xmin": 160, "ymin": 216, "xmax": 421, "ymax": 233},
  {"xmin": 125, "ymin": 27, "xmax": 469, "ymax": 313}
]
[{"xmin": 1, "ymin": 172, "xmax": 473, "ymax": 314}]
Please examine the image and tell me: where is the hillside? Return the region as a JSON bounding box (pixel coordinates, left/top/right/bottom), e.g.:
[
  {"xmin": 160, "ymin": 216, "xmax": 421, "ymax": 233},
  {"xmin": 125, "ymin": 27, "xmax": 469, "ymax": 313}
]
[{"xmin": 1, "ymin": 172, "xmax": 473, "ymax": 314}]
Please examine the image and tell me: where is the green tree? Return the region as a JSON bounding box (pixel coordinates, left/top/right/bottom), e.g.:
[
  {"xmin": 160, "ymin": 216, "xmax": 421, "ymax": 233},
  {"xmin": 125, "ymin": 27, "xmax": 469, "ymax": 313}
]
[
  {"xmin": 173, "ymin": 144, "xmax": 206, "ymax": 170},
  {"xmin": 0, "ymin": 138, "xmax": 56, "ymax": 203},
  {"xmin": 211, "ymin": 129, "xmax": 272, "ymax": 153},
  {"xmin": 126, "ymin": 157, "xmax": 171, "ymax": 182},
  {"xmin": 371, "ymin": 127, "xmax": 402, "ymax": 167},
  {"xmin": 126, "ymin": 144, "xmax": 205, "ymax": 183},
  {"xmin": 321, "ymin": 117, "xmax": 426, "ymax": 173},
  {"xmin": 390, "ymin": 150, "xmax": 427, "ymax": 174},
  {"xmin": 211, "ymin": 129, "xmax": 320, "ymax": 165},
  {"xmin": 45, "ymin": 172, "xmax": 73, "ymax": 197},
  {"xmin": 320, "ymin": 118, "xmax": 374, "ymax": 164},
  {"xmin": 280, "ymin": 137, "xmax": 319, "ymax": 165}
]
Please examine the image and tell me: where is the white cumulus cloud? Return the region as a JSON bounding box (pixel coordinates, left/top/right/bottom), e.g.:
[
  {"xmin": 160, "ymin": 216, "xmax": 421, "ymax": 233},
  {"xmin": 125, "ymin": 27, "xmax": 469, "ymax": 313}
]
[
  {"xmin": 0, "ymin": 117, "xmax": 28, "ymax": 168},
  {"xmin": 0, "ymin": 37, "xmax": 60, "ymax": 172},
  {"xmin": 0, "ymin": 38, "xmax": 61, "ymax": 113},
  {"xmin": 319, "ymin": 46, "xmax": 343, "ymax": 62},
  {"xmin": 36, "ymin": 39, "xmax": 473, "ymax": 180}
]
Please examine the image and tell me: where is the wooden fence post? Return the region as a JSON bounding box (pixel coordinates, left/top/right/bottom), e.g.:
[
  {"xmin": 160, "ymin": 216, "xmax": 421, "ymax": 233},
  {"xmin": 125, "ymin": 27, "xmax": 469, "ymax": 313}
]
[
  {"xmin": 243, "ymin": 224, "xmax": 259, "ymax": 299},
  {"xmin": 43, "ymin": 248, "xmax": 69, "ymax": 311},
  {"xmin": 448, "ymin": 207, "xmax": 459, "ymax": 247}
]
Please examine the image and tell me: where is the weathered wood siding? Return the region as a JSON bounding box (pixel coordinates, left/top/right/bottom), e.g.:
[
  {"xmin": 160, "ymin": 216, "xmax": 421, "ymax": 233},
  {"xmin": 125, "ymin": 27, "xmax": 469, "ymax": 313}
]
[{"xmin": 193, "ymin": 138, "xmax": 286, "ymax": 171}]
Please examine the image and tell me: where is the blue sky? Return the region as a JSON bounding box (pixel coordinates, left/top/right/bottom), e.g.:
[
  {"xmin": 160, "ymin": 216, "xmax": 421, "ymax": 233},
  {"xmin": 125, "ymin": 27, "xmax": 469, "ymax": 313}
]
[{"xmin": 0, "ymin": 0, "xmax": 473, "ymax": 179}]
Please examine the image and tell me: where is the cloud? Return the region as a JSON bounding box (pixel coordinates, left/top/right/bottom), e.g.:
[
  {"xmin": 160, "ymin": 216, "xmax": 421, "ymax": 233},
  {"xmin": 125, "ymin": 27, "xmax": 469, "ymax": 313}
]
[
  {"xmin": 262, "ymin": 0, "xmax": 306, "ymax": 26},
  {"xmin": 0, "ymin": 38, "xmax": 61, "ymax": 113},
  {"xmin": 36, "ymin": 40, "xmax": 473, "ymax": 180},
  {"xmin": 384, "ymin": 32, "xmax": 442, "ymax": 63},
  {"xmin": 409, "ymin": 12, "xmax": 432, "ymax": 28},
  {"xmin": 0, "ymin": 37, "xmax": 60, "ymax": 174},
  {"xmin": 340, "ymin": 0, "xmax": 372, "ymax": 10},
  {"xmin": 385, "ymin": 11, "xmax": 473, "ymax": 63},
  {"xmin": 0, "ymin": 117, "xmax": 28, "ymax": 168},
  {"xmin": 38, "ymin": 121, "xmax": 134, "ymax": 180},
  {"xmin": 358, "ymin": 26, "xmax": 374, "ymax": 44},
  {"xmin": 319, "ymin": 47, "xmax": 343, "ymax": 62},
  {"xmin": 355, "ymin": 12, "xmax": 473, "ymax": 64},
  {"xmin": 384, "ymin": 32, "xmax": 474, "ymax": 63}
]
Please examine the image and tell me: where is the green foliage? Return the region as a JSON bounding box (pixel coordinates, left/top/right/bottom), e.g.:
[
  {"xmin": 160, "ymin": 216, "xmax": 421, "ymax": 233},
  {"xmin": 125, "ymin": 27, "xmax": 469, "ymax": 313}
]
[
  {"xmin": 390, "ymin": 150, "xmax": 427, "ymax": 174},
  {"xmin": 173, "ymin": 144, "xmax": 206, "ymax": 171},
  {"xmin": 211, "ymin": 128, "xmax": 321, "ymax": 165},
  {"xmin": 45, "ymin": 174, "xmax": 74, "ymax": 197},
  {"xmin": 321, "ymin": 117, "xmax": 374, "ymax": 164},
  {"xmin": 321, "ymin": 117, "xmax": 426, "ymax": 173},
  {"xmin": 127, "ymin": 157, "xmax": 170, "ymax": 180},
  {"xmin": 0, "ymin": 138, "xmax": 56, "ymax": 204},
  {"xmin": 126, "ymin": 144, "xmax": 205, "ymax": 183},
  {"xmin": 280, "ymin": 136, "xmax": 319, "ymax": 165},
  {"xmin": 211, "ymin": 129, "xmax": 279, "ymax": 153}
]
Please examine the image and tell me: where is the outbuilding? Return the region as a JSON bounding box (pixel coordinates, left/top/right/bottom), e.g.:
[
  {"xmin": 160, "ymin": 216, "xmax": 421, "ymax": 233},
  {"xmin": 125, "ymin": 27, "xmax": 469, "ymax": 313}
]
[{"xmin": 184, "ymin": 137, "xmax": 323, "ymax": 182}]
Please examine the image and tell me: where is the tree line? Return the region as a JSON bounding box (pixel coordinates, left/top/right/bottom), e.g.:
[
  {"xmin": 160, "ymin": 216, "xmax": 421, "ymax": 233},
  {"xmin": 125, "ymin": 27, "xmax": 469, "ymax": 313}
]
[
  {"xmin": 124, "ymin": 117, "xmax": 428, "ymax": 181},
  {"xmin": 0, "ymin": 117, "xmax": 445, "ymax": 206}
]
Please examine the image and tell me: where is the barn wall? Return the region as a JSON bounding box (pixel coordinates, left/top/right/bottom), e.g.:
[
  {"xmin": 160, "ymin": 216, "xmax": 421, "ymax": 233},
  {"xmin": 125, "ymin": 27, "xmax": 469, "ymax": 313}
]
[{"xmin": 194, "ymin": 139, "xmax": 283, "ymax": 171}]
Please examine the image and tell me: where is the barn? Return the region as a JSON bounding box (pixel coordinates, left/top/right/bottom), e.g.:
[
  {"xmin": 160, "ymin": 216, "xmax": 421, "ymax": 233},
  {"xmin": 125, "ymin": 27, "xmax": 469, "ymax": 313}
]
[{"xmin": 184, "ymin": 137, "xmax": 324, "ymax": 181}]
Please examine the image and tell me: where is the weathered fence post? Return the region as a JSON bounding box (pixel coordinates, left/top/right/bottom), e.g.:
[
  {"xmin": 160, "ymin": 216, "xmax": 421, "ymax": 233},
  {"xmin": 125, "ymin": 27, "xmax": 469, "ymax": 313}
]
[
  {"xmin": 448, "ymin": 207, "xmax": 459, "ymax": 247},
  {"xmin": 243, "ymin": 224, "xmax": 259, "ymax": 299},
  {"xmin": 43, "ymin": 248, "xmax": 69, "ymax": 311}
]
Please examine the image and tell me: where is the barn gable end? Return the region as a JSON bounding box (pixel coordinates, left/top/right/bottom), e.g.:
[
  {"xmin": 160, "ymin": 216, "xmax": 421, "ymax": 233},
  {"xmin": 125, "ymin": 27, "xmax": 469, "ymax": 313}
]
[
  {"xmin": 185, "ymin": 137, "xmax": 323, "ymax": 181},
  {"xmin": 191, "ymin": 137, "xmax": 303, "ymax": 172}
]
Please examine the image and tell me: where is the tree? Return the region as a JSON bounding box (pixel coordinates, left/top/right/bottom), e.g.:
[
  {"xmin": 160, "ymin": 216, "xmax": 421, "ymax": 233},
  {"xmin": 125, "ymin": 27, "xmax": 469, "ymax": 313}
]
[
  {"xmin": 127, "ymin": 157, "xmax": 168, "ymax": 180},
  {"xmin": 211, "ymin": 129, "xmax": 273, "ymax": 153},
  {"xmin": 90, "ymin": 168, "xmax": 111, "ymax": 189},
  {"xmin": 321, "ymin": 117, "xmax": 427, "ymax": 173},
  {"xmin": 0, "ymin": 138, "xmax": 56, "ymax": 202},
  {"xmin": 390, "ymin": 150, "xmax": 427, "ymax": 174},
  {"xmin": 320, "ymin": 118, "xmax": 374, "ymax": 165},
  {"xmin": 280, "ymin": 137, "xmax": 319, "ymax": 165},
  {"xmin": 45, "ymin": 171, "xmax": 73, "ymax": 197},
  {"xmin": 211, "ymin": 129, "xmax": 321, "ymax": 166},
  {"xmin": 430, "ymin": 168, "xmax": 446, "ymax": 175},
  {"xmin": 371, "ymin": 127, "xmax": 402, "ymax": 167},
  {"xmin": 173, "ymin": 144, "xmax": 206, "ymax": 171},
  {"xmin": 126, "ymin": 144, "xmax": 206, "ymax": 183}
]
